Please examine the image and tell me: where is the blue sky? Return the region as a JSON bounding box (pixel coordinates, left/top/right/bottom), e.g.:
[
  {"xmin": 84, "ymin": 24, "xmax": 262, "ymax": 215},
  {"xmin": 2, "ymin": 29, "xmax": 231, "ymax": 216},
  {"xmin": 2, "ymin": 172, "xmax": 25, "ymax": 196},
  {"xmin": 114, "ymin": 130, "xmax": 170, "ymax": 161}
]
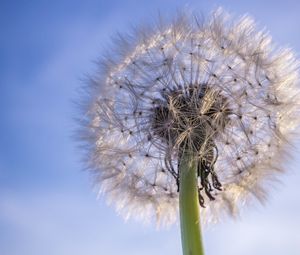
[{"xmin": 1, "ymin": 1, "xmax": 300, "ymax": 254}]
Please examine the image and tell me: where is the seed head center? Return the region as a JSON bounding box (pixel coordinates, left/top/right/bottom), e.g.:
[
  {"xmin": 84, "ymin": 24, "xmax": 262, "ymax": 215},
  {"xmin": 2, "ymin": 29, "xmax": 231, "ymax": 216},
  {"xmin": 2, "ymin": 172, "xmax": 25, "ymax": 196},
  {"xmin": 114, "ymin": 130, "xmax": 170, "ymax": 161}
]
[{"xmin": 150, "ymin": 84, "xmax": 232, "ymax": 206}]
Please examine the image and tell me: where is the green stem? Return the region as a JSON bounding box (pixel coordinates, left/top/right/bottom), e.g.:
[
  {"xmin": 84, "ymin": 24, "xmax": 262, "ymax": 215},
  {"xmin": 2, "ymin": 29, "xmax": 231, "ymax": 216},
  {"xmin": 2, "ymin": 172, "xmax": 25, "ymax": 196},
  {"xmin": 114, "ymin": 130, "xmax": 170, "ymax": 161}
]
[{"xmin": 179, "ymin": 152, "xmax": 204, "ymax": 255}]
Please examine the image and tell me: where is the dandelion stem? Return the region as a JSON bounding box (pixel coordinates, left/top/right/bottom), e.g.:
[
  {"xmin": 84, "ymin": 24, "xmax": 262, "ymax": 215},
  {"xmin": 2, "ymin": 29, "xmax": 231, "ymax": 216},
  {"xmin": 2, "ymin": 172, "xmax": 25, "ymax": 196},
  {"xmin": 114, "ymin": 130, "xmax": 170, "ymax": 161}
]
[{"xmin": 179, "ymin": 152, "xmax": 204, "ymax": 255}]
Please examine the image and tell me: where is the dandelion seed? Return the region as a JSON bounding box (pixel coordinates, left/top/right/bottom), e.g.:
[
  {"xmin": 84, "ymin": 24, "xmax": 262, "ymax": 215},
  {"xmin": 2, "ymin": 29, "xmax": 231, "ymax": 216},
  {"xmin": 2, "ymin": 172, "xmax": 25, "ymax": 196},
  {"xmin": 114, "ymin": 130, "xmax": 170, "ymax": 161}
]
[{"xmin": 79, "ymin": 8, "xmax": 300, "ymax": 232}]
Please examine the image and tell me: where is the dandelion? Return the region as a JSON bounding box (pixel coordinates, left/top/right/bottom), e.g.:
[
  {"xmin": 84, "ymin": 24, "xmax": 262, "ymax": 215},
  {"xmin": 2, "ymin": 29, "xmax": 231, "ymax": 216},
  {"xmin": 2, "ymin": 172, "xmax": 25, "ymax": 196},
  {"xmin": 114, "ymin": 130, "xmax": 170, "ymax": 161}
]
[{"xmin": 79, "ymin": 9, "xmax": 300, "ymax": 255}]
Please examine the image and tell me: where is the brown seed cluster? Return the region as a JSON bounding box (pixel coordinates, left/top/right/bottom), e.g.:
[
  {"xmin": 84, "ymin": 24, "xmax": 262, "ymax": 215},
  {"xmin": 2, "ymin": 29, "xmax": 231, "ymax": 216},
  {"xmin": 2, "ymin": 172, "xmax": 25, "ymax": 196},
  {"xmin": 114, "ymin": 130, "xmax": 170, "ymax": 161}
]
[{"xmin": 151, "ymin": 84, "xmax": 231, "ymax": 205}]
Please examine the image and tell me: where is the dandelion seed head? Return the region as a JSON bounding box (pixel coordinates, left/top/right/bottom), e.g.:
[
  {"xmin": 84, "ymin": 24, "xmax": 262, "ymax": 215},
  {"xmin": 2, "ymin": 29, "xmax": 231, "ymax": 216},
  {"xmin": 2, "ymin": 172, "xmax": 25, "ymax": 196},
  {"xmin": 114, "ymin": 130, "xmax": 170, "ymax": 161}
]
[{"xmin": 80, "ymin": 9, "xmax": 300, "ymax": 226}]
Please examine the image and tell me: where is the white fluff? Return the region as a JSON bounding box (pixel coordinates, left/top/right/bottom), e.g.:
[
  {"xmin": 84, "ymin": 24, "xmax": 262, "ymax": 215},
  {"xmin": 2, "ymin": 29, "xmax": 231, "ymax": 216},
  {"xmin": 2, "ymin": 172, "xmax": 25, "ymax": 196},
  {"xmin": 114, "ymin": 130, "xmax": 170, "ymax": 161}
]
[{"xmin": 78, "ymin": 9, "xmax": 300, "ymax": 227}]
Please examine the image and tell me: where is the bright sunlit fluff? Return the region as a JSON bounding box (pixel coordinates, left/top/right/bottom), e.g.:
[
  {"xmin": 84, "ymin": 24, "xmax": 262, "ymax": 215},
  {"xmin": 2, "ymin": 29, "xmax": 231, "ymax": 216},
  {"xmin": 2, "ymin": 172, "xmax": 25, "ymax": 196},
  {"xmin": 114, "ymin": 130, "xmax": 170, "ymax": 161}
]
[{"xmin": 79, "ymin": 9, "xmax": 300, "ymax": 227}]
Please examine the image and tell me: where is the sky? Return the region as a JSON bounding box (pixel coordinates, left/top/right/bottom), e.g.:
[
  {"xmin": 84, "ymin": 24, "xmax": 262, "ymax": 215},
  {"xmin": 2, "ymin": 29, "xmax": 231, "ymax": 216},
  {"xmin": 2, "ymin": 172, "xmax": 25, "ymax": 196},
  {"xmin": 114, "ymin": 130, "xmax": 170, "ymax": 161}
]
[{"xmin": 1, "ymin": 1, "xmax": 300, "ymax": 255}]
